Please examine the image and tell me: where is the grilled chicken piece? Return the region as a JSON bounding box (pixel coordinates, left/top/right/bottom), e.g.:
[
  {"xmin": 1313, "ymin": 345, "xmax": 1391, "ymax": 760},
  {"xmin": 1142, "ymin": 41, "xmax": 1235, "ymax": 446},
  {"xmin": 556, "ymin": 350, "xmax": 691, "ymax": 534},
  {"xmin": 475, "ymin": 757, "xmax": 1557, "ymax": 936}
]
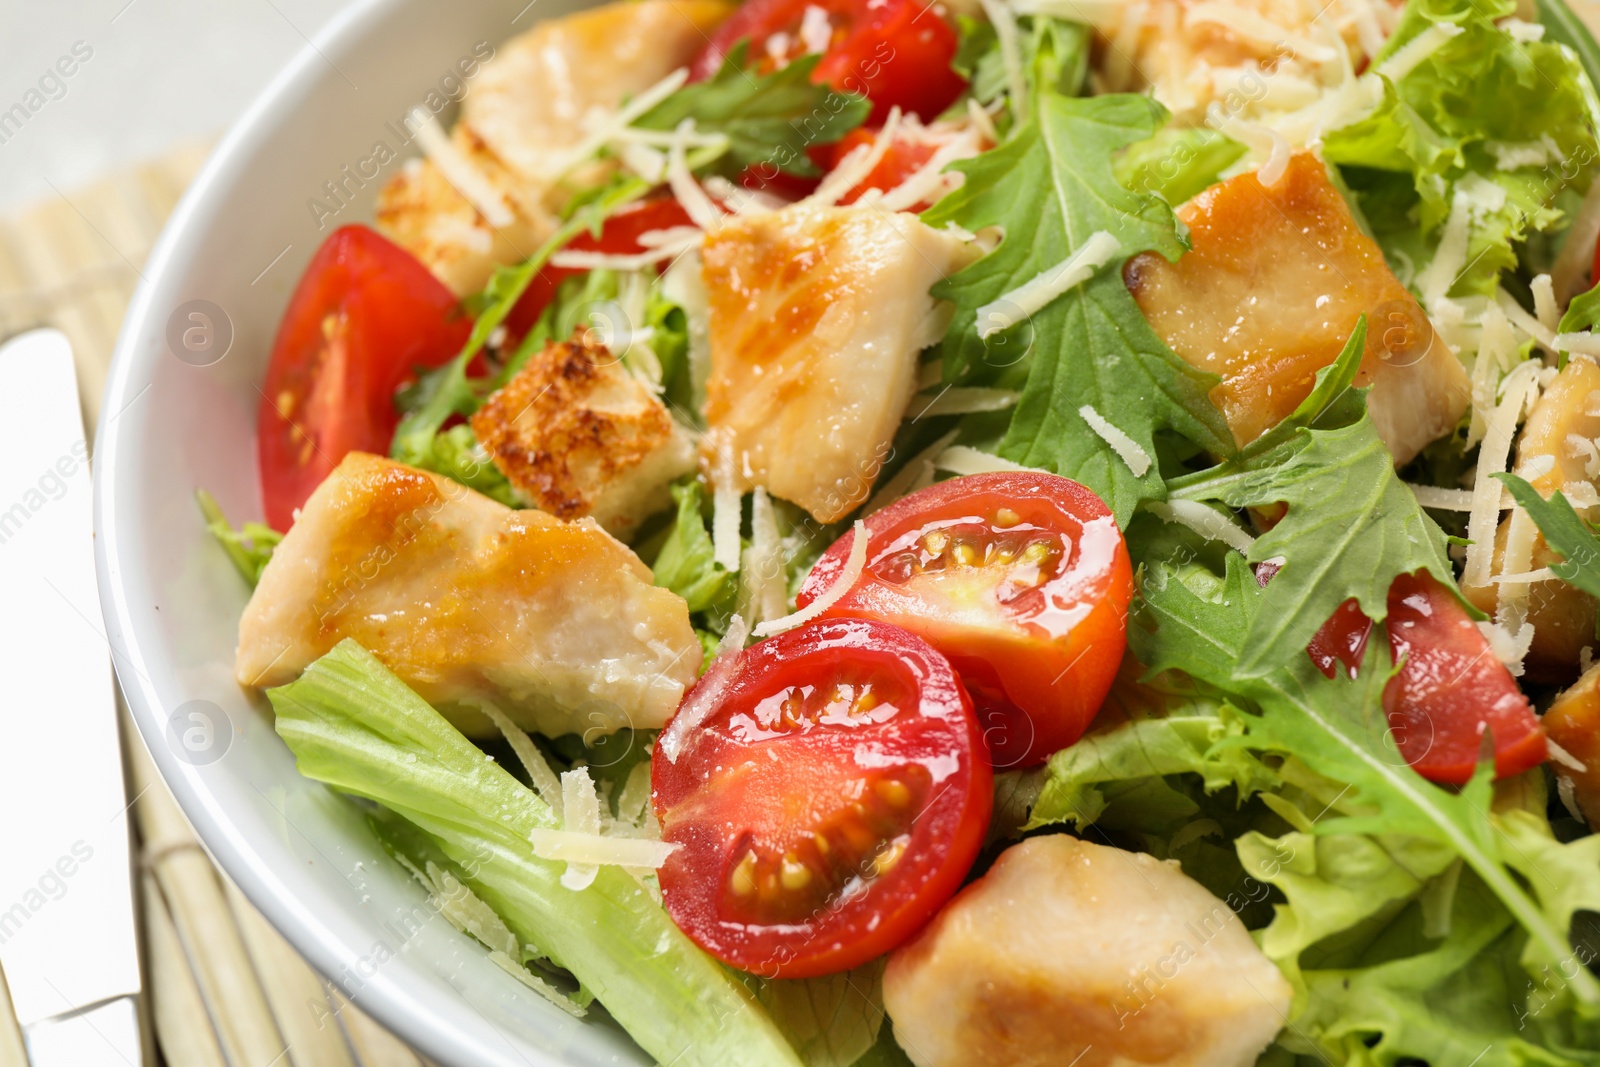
[
  {"xmin": 470, "ymin": 332, "xmax": 696, "ymax": 540},
  {"xmin": 235, "ymin": 452, "xmax": 700, "ymax": 738},
  {"xmin": 1545, "ymin": 663, "xmax": 1600, "ymax": 824},
  {"xmin": 700, "ymin": 205, "xmax": 979, "ymax": 523},
  {"xmin": 1127, "ymin": 151, "xmax": 1469, "ymax": 466},
  {"xmin": 1463, "ymin": 358, "xmax": 1600, "ymax": 682},
  {"xmin": 883, "ymin": 835, "xmax": 1290, "ymax": 1067},
  {"xmin": 376, "ymin": 0, "xmax": 731, "ymax": 296}
]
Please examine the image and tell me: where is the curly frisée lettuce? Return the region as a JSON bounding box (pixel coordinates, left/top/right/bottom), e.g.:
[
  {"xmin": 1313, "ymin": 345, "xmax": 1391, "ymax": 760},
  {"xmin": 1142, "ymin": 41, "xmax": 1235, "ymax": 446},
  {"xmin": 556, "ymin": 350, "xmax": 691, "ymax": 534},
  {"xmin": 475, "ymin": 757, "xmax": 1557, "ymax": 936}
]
[{"xmin": 268, "ymin": 640, "xmax": 804, "ymax": 1067}]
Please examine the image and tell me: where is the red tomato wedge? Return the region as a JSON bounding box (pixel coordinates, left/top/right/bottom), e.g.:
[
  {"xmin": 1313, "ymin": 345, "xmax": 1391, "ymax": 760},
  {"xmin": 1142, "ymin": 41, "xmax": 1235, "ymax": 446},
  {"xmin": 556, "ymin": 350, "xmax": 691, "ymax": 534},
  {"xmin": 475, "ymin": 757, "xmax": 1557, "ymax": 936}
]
[
  {"xmin": 504, "ymin": 198, "xmax": 696, "ymax": 340},
  {"xmin": 797, "ymin": 473, "xmax": 1133, "ymax": 769},
  {"xmin": 257, "ymin": 225, "xmax": 469, "ymax": 531},
  {"xmin": 1254, "ymin": 561, "xmax": 1372, "ymax": 680},
  {"xmin": 652, "ymin": 619, "xmax": 991, "ymax": 978},
  {"xmin": 690, "ymin": 0, "xmax": 966, "ymax": 124},
  {"xmin": 824, "ymin": 126, "xmax": 939, "ymax": 205},
  {"xmin": 1382, "ymin": 571, "xmax": 1546, "ymax": 784}
]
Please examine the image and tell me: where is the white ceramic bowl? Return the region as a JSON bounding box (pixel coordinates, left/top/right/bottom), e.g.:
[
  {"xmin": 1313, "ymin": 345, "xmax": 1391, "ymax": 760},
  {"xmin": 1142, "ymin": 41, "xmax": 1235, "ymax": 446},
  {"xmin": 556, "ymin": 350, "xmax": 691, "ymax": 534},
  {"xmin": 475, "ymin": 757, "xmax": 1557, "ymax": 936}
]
[{"xmin": 93, "ymin": 3, "xmax": 654, "ymax": 1063}]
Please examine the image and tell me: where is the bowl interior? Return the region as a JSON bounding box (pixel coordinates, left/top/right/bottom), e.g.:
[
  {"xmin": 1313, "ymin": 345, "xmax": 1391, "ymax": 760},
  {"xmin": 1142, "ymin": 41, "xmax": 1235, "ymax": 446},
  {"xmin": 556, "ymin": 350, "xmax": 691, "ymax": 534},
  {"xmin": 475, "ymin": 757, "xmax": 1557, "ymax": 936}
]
[{"xmin": 94, "ymin": 3, "xmax": 653, "ymax": 1063}]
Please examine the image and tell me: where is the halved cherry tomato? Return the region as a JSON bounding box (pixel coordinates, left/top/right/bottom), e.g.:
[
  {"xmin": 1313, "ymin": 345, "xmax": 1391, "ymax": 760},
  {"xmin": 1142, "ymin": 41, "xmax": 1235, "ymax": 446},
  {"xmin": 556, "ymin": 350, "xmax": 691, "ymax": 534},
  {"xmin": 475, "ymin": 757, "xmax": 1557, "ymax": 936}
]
[
  {"xmin": 652, "ymin": 619, "xmax": 991, "ymax": 979},
  {"xmin": 504, "ymin": 198, "xmax": 696, "ymax": 340},
  {"xmin": 797, "ymin": 473, "xmax": 1133, "ymax": 769},
  {"xmin": 1382, "ymin": 571, "xmax": 1546, "ymax": 784},
  {"xmin": 257, "ymin": 225, "xmax": 469, "ymax": 531},
  {"xmin": 824, "ymin": 127, "xmax": 939, "ymax": 205},
  {"xmin": 690, "ymin": 0, "xmax": 966, "ymax": 124}
]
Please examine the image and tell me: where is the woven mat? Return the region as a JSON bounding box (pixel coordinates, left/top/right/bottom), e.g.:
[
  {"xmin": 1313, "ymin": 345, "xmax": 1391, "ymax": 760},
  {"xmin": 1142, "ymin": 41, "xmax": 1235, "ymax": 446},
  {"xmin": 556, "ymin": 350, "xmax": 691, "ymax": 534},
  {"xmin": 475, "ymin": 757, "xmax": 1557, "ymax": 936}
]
[{"xmin": 2, "ymin": 145, "xmax": 433, "ymax": 1067}]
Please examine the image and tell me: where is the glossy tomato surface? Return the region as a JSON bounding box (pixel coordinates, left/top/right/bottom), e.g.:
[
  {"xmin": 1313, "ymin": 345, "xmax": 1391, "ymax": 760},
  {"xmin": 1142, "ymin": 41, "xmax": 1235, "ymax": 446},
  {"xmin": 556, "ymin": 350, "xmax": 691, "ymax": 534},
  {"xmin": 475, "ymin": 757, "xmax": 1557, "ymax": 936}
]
[
  {"xmin": 798, "ymin": 472, "xmax": 1133, "ymax": 769},
  {"xmin": 257, "ymin": 225, "xmax": 469, "ymax": 531},
  {"xmin": 690, "ymin": 0, "xmax": 965, "ymax": 123},
  {"xmin": 1254, "ymin": 560, "xmax": 1372, "ymax": 680},
  {"xmin": 1383, "ymin": 571, "xmax": 1546, "ymax": 784},
  {"xmin": 652, "ymin": 619, "xmax": 991, "ymax": 978},
  {"xmin": 504, "ymin": 198, "xmax": 695, "ymax": 340},
  {"xmin": 825, "ymin": 126, "xmax": 938, "ymax": 205}
]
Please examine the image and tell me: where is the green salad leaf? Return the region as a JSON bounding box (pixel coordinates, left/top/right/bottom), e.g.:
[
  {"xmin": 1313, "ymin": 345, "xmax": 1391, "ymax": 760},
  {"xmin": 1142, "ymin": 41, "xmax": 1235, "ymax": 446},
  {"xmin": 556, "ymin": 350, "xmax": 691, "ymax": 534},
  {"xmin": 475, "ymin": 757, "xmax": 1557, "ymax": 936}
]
[
  {"xmin": 755, "ymin": 961, "xmax": 888, "ymax": 1067},
  {"xmin": 1324, "ymin": 0, "xmax": 1599, "ymax": 297},
  {"xmin": 1134, "ymin": 552, "xmax": 1600, "ymax": 1025},
  {"xmin": 652, "ymin": 480, "xmax": 737, "ymax": 614},
  {"xmin": 1112, "ymin": 126, "xmax": 1246, "ymax": 206},
  {"xmin": 196, "ymin": 489, "xmax": 281, "ymax": 586},
  {"xmin": 1541, "ymin": 0, "xmax": 1600, "ymax": 98},
  {"xmin": 270, "ymin": 640, "xmax": 804, "ymax": 1067},
  {"xmin": 1164, "ymin": 322, "xmax": 1455, "ymax": 677},
  {"xmin": 953, "ymin": 13, "xmax": 1089, "ymax": 112},
  {"xmin": 634, "ymin": 43, "xmax": 869, "ymax": 179},
  {"xmin": 923, "ymin": 90, "xmax": 1232, "ymax": 523},
  {"xmin": 1498, "ymin": 474, "xmax": 1600, "ymax": 602}
]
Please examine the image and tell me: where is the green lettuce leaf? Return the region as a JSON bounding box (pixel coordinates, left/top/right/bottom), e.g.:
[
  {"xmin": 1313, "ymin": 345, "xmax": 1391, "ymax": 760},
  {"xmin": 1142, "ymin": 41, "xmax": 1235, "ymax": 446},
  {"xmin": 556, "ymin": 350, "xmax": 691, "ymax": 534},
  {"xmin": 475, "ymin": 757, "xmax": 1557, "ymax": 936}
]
[
  {"xmin": 269, "ymin": 640, "xmax": 804, "ymax": 1067},
  {"xmin": 922, "ymin": 91, "xmax": 1232, "ymax": 522},
  {"xmin": 952, "ymin": 13, "xmax": 1089, "ymax": 113},
  {"xmin": 755, "ymin": 961, "xmax": 888, "ymax": 1067},
  {"xmin": 1134, "ymin": 552, "xmax": 1600, "ymax": 1019},
  {"xmin": 196, "ymin": 489, "xmax": 281, "ymax": 586},
  {"xmin": 634, "ymin": 44, "xmax": 869, "ymax": 179},
  {"xmin": 1113, "ymin": 126, "xmax": 1246, "ymax": 206},
  {"xmin": 1498, "ymin": 474, "xmax": 1600, "ymax": 604},
  {"xmin": 652, "ymin": 480, "xmax": 737, "ymax": 614},
  {"xmin": 1324, "ymin": 0, "xmax": 1599, "ymax": 297}
]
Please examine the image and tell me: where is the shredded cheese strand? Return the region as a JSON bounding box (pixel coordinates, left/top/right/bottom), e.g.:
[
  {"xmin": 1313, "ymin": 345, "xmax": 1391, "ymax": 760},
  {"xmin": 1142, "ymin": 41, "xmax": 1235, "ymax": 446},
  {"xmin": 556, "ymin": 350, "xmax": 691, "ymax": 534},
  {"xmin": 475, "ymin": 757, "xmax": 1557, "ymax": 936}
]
[
  {"xmin": 976, "ymin": 231, "xmax": 1121, "ymax": 338},
  {"xmin": 475, "ymin": 701, "xmax": 564, "ymax": 821},
  {"xmin": 1147, "ymin": 500, "xmax": 1256, "ymax": 553},
  {"xmin": 1078, "ymin": 404, "xmax": 1152, "ymax": 476},
  {"xmin": 668, "ymin": 120, "xmax": 725, "ymax": 230},
  {"xmin": 980, "ymin": 0, "xmax": 1028, "ymax": 118},
  {"xmin": 409, "ymin": 108, "xmax": 514, "ymax": 229},
  {"xmin": 527, "ymin": 830, "xmax": 679, "ymax": 868},
  {"xmin": 913, "ymin": 387, "xmax": 1020, "ymax": 417},
  {"xmin": 557, "ymin": 769, "xmax": 602, "ymax": 890},
  {"xmin": 935, "ymin": 445, "xmax": 1035, "ymax": 476},
  {"xmin": 753, "ymin": 521, "xmax": 868, "ymax": 637}
]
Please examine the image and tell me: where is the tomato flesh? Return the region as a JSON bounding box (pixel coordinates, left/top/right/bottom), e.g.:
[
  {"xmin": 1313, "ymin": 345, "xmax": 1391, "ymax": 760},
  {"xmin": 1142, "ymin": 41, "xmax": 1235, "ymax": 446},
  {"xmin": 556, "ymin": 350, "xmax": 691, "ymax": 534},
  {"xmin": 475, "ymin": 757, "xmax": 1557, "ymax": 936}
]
[
  {"xmin": 1254, "ymin": 560, "xmax": 1372, "ymax": 680},
  {"xmin": 798, "ymin": 472, "xmax": 1133, "ymax": 769},
  {"xmin": 825, "ymin": 127, "xmax": 939, "ymax": 204},
  {"xmin": 1383, "ymin": 571, "xmax": 1546, "ymax": 784},
  {"xmin": 504, "ymin": 198, "xmax": 696, "ymax": 340},
  {"xmin": 691, "ymin": 0, "xmax": 966, "ymax": 124},
  {"xmin": 652, "ymin": 619, "xmax": 991, "ymax": 978},
  {"xmin": 257, "ymin": 225, "xmax": 469, "ymax": 531}
]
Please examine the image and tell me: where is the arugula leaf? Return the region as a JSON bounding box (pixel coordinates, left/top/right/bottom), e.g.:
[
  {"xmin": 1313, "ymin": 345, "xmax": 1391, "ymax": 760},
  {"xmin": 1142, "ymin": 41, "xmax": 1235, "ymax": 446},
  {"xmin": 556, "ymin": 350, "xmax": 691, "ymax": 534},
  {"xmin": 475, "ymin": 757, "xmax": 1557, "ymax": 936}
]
[
  {"xmin": 634, "ymin": 44, "xmax": 869, "ymax": 179},
  {"xmin": 1498, "ymin": 474, "xmax": 1600, "ymax": 602},
  {"xmin": 1134, "ymin": 553, "xmax": 1600, "ymax": 1013},
  {"xmin": 270, "ymin": 640, "xmax": 805, "ymax": 1067},
  {"xmin": 954, "ymin": 14, "xmax": 1088, "ymax": 112},
  {"xmin": 653, "ymin": 480, "xmax": 737, "ymax": 613},
  {"xmin": 195, "ymin": 489, "xmax": 281, "ymax": 586},
  {"xmin": 1560, "ymin": 279, "xmax": 1600, "ymax": 334},
  {"xmin": 923, "ymin": 91, "xmax": 1232, "ymax": 522}
]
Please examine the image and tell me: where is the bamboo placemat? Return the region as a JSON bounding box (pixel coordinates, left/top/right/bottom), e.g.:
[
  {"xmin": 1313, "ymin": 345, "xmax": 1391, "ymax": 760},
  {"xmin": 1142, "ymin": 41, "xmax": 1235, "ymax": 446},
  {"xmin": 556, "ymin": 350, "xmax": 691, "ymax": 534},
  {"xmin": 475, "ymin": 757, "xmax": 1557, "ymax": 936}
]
[{"xmin": 1, "ymin": 146, "xmax": 434, "ymax": 1067}]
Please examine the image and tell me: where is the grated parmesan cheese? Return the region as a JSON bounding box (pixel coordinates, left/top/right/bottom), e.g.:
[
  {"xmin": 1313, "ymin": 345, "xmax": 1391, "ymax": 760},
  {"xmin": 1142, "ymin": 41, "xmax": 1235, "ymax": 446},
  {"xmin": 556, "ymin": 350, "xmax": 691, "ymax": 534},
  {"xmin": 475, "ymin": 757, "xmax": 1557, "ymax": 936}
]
[
  {"xmin": 1501, "ymin": 17, "xmax": 1546, "ymax": 42},
  {"xmin": 1406, "ymin": 484, "xmax": 1481, "ymax": 511},
  {"xmin": 1147, "ymin": 499, "xmax": 1256, "ymax": 553},
  {"xmin": 1556, "ymin": 333, "xmax": 1600, "ymax": 358},
  {"xmin": 738, "ymin": 487, "xmax": 788, "ymax": 628},
  {"xmin": 753, "ymin": 520, "xmax": 868, "ymax": 637},
  {"xmin": 1376, "ymin": 23, "xmax": 1463, "ymax": 83},
  {"xmin": 712, "ymin": 445, "xmax": 744, "ymax": 573},
  {"xmin": 1464, "ymin": 360, "xmax": 1542, "ymax": 587},
  {"xmin": 1078, "ymin": 404, "xmax": 1152, "ymax": 476},
  {"xmin": 550, "ymin": 236, "xmax": 702, "ymax": 272},
  {"xmin": 667, "ymin": 120, "xmax": 725, "ymax": 230},
  {"xmin": 935, "ymin": 445, "xmax": 1035, "ymax": 475},
  {"xmin": 976, "ymin": 231, "xmax": 1120, "ymax": 338},
  {"xmin": 980, "ymin": 0, "xmax": 1027, "ymax": 117},
  {"xmin": 409, "ymin": 108, "xmax": 515, "ymax": 229},
  {"xmin": 807, "ymin": 107, "xmax": 904, "ymax": 209},
  {"xmin": 537, "ymin": 67, "xmax": 691, "ymax": 180},
  {"xmin": 799, "ymin": 4, "xmax": 832, "ymax": 53},
  {"xmin": 1489, "ymin": 567, "xmax": 1559, "ymax": 585},
  {"xmin": 913, "ymin": 387, "xmax": 1020, "ymax": 417},
  {"xmin": 1184, "ymin": 4, "xmax": 1336, "ymax": 62},
  {"xmin": 871, "ymin": 126, "xmax": 985, "ymax": 212},
  {"xmin": 557, "ymin": 768, "xmax": 602, "ymax": 890},
  {"xmin": 1548, "ymin": 738, "xmax": 1590, "ymax": 773},
  {"xmin": 476, "ymin": 701, "xmax": 564, "ymax": 821},
  {"xmin": 1475, "ymin": 619, "xmax": 1534, "ymax": 675},
  {"xmin": 659, "ymin": 615, "xmax": 749, "ymax": 764},
  {"xmin": 527, "ymin": 829, "xmax": 679, "ymax": 869}
]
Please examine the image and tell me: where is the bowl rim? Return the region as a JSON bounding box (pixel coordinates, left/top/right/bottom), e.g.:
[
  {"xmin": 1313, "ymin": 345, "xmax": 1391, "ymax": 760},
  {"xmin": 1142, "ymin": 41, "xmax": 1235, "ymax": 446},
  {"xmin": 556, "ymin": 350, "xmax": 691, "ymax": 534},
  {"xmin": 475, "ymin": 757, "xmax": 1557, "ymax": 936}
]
[{"xmin": 91, "ymin": 4, "xmax": 581, "ymax": 1064}]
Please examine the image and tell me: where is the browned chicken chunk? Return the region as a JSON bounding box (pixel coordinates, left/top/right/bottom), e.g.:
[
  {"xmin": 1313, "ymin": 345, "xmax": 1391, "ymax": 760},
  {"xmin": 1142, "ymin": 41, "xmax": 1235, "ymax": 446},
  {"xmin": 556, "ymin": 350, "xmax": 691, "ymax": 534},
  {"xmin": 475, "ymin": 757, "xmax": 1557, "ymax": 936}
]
[
  {"xmin": 376, "ymin": 0, "xmax": 731, "ymax": 296},
  {"xmin": 235, "ymin": 452, "xmax": 700, "ymax": 738},
  {"xmin": 883, "ymin": 835, "xmax": 1290, "ymax": 1067},
  {"xmin": 1126, "ymin": 151, "xmax": 1469, "ymax": 465},
  {"xmin": 700, "ymin": 204, "xmax": 978, "ymax": 523},
  {"xmin": 1544, "ymin": 663, "xmax": 1600, "ymax": 824},
  {"xmin": 471, "ymin": 332, "xmax": 695, "ymax": 540}
]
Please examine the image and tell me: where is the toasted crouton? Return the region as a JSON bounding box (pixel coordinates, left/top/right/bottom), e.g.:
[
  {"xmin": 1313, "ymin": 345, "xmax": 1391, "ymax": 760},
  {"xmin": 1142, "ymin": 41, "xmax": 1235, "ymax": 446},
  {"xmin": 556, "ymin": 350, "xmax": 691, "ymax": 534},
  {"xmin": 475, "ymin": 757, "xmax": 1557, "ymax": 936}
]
[{"xmin": 471, "ymin": 332, "xmax": 695, "ymax": 539}]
